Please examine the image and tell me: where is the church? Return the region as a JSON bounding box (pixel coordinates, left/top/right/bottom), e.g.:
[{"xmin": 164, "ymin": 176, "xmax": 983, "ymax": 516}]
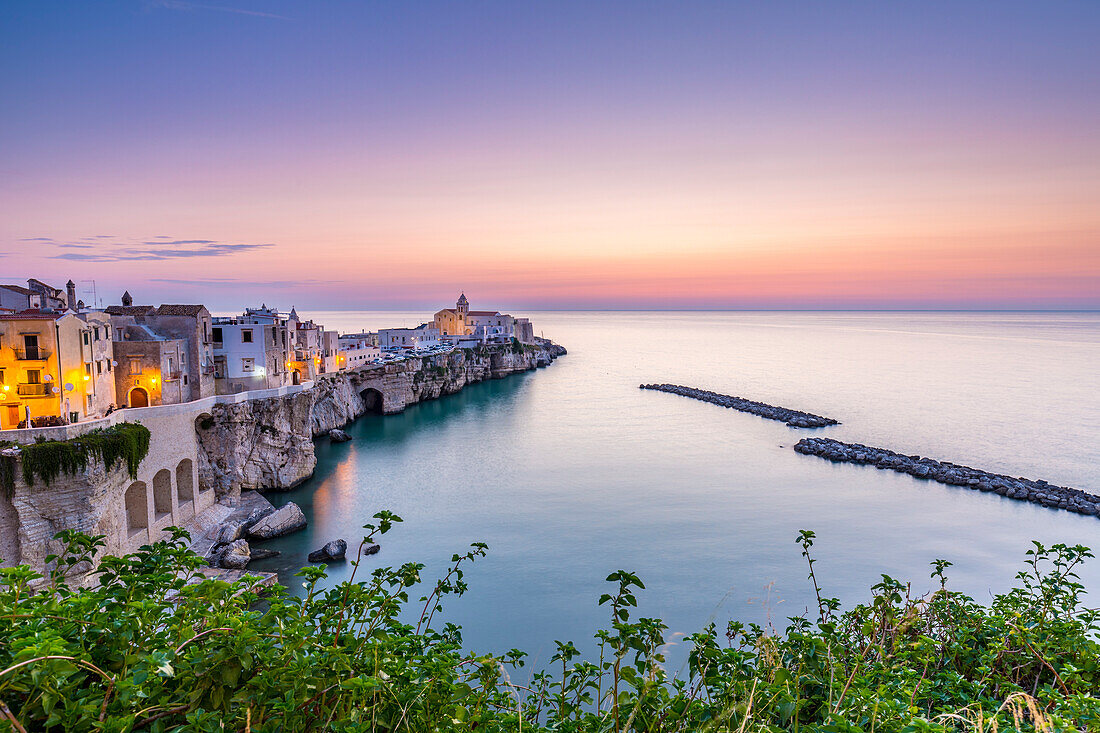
[{"xmin": 433, "ymin": 294, "xmax": 534, "ymax": 343}]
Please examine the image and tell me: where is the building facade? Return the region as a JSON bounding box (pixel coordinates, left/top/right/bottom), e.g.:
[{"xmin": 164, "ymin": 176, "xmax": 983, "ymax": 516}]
[{"xmin": 0, "ymin": 309, "xmax": 116, "ymax": 429}]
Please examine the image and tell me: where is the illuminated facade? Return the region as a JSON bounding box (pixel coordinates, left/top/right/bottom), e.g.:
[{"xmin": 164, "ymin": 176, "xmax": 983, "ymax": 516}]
[{"xmin": 0, "ymin": 310, "xmax": 117, "ymax": 430}]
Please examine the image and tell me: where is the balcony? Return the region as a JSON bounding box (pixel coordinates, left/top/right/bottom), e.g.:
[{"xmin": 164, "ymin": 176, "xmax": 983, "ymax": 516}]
[
  {"xmin": 13, "ymin": 347, "xmax": 50, "ymax": 361},
  {"xmin": 17, "ymin": 383, "xmax": 51, "ymax": 397},
  {"xmin": 166, "ymin": 370, "xmax": 183, "ymax": 381}
]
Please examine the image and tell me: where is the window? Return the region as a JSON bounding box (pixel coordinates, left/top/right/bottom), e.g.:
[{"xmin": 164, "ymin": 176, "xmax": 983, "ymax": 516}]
[
  {"xmin": 168, "ymin": 357, "xmax": 175, "ymax": 374},
  {"xmin": 27, "ymin": 369, "xmax": 41, "ymax": 384},
  {"xmin": 242, "ymin": 358, "xmax": 254, "ymax": 372},
  {"xmin": 183, "ymin": 374, "xmax": 188, "ymax": 385},
  {"xmin": 212, "ymin": 327, "xmax": 223, "ymax": 343},
  {"xmin": 83, "ymin": 332, "xmax": 90, "ymax": 345},
  {"xmin": 0, "ymin": 370, "xmax": 4, "ymax": 384},
  {"xmin": 106, "ymin": 360, "xmax": 112, "ymax": 372},
  {"xmin": 241, "ymin": 329, "xmax": 253, "ymax": 343},
  {"xmin": 105, "ymin": 325, "xmax": 111, "ymax": 339},
  {"xmin": 84, "ymin": 363, "xmax": 92, "ymax": 376},
  {"xmin": 94, "ymin": 327, "xmax": 101, "ymax": 341},
  {"xmin": 96, "ymin": 361, "xmax": 103, "ymax": 375},
  {"xmin": 129, "ymin": 359, "xmax": 142, "ymax": 376}
]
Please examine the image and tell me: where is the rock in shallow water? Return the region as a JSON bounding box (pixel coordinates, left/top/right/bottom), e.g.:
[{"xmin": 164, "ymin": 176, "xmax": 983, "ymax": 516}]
[
  {"xmin": 328, "ymin": 429, "xmax": 352, "ymax": 443},
  {"xmin": 218, "ymin": 539, "xmax": 251, "ymax": 570},
  {"xmin": 246, "ymin": 502, "xmax": 307, "ymax": 540},
  {"xmin": 308, "ymin": 539, "xmax": 349, "ymax": 563}
]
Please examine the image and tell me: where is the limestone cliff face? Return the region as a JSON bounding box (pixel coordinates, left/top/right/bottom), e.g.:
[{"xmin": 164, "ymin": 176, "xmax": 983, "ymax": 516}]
[
  {"xmin": 196, "ymin": 390, "xmax": 317, "ymax": 504},
  {"xmin": 198, "ymin": 341, "xmax": 565, "ymax": 502},
  {"xmin": 2, "ymin": 458, "xmax": 133, "ymax": 572}
]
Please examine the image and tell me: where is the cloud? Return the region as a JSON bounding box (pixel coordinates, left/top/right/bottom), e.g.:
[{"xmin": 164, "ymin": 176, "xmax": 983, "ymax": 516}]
[
  {"xmin": 47, "ymin": 237, "xmax": 275, "ymax": 261},
  {"xmin": 146, "ymin": 0, "xmax": 290, "ymax": 20},
  {"xmin": 150, "ymin": 276, "xmax": 339, "ymax": 286},
  {"xmin": 141, "ymin": 239, "xmax": 217, "ymax": 246},
  {"xmin": 19, "ymin": 237, "xmax": 54, "ymax": 242}
]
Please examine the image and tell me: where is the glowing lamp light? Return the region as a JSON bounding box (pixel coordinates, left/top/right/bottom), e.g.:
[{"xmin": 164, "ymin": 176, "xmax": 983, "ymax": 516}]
[
  {"xmin": 151, "ymin": 378, "xmax": 158, "ymax": 385},
  {"xmin": 83, "ymin": 375, "xmax": 90, "ymax": 381},
  {"xmin": 2, "ymin": 385, "xmax": 9, "ymax": 391}
]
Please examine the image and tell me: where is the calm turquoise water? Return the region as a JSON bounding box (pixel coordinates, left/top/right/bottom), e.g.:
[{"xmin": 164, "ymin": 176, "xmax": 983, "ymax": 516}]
[{"xmin": 252, "ymin": 312, "xmax": 1100, "ymax": 672}]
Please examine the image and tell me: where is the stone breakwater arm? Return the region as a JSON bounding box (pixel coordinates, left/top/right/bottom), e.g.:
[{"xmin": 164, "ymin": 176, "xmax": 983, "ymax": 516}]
[
  {"xmin": 640, "ymin": 384, "xmax": 839, "ymax": 428},
  {"xmin": 794, "ymin": 437, "xmax": 1100, "ymax": 517}
]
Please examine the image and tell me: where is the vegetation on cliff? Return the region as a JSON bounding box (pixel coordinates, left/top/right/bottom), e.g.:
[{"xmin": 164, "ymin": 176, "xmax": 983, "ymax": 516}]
[
  {"xmin": 8, "ymin": 422, "xmax": 151, "ymax": 489},
  {"xmin": 1, "ymin": 520, "xmax": 1097, "ymax": 731}
]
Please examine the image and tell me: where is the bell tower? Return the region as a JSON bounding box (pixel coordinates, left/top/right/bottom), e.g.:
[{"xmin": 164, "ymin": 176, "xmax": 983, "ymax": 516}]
[{"xmin": 456, "ymin": 293, "xmax": 469, "ymax": 316}]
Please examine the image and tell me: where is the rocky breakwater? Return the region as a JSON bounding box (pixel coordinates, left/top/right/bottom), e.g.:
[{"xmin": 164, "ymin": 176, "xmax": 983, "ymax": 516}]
[
  {"xmin": 199, "ymin": 339, "xmax": 566, "ymax": 501},
  {"xmin": 794, "ymin": 437, "xmax": 1100, "ymax": 517},
  {"xmin": 640, "ymin": 384, "xmax": 838, "ymax": 428}
]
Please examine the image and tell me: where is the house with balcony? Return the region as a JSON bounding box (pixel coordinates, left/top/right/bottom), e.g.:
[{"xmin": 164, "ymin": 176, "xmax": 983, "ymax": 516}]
[
  {"xmin": 210, "ymin": 306, "xmax": 298, "ymax": 392},
  {"xmin": 0, "ymin": 309, "xmax": 116, "ymax": 429}
]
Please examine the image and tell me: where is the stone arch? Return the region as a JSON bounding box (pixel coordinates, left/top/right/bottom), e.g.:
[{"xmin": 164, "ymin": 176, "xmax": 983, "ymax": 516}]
[
  {"xmin": 152, "ymin": 469, "xmax": 172, "ymax": 520},
  {"xmin": 195, "ymin": 411, "xmax": 213, "ymax": 432},
  {"xmin": 129, "ymin": 386, "xmax": 149, "ymax": 408},
  {"xmin": 125, "ymin": 481, "xmax": 149, "ymax": 537},
  {"xmin": 176, "ymin": 459, "xmax": 195, "ymax": 504},
  {"xmin": 359, "ymin": 387, "xmax": 385, "ymax": 414}
]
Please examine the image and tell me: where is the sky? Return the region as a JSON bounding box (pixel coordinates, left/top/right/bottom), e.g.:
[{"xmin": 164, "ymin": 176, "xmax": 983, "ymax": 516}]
[{"xmin": 1, "ymin": 1, "xmax": 1098, "ymax": 312}]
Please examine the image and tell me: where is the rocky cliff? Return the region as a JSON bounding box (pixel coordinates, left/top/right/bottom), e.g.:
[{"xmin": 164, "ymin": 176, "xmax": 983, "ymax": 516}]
[{"xmin": 198, "ymin": 340, "xmax": 565, "ymax": 504}]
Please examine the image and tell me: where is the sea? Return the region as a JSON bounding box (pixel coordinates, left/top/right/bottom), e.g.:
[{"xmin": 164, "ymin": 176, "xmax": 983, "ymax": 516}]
[{"xmin": 248, "ymin": 311, "xmax": 1100, "ymax": 675}]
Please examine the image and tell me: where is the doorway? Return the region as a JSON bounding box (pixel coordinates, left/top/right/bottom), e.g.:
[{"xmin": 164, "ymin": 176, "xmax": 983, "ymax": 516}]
[{"xmin": 129, "ymin": 387, "xmax": 149, "ymax": 408}]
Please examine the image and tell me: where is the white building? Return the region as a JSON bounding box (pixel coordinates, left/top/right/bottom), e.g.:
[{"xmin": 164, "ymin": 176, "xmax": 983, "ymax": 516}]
[
  {"xmin": 338, "ymin": 333, "xmax": 381, "ymax": 368},
  {"xmin": 378, "ymin": 324, "xmax": 441, "ymax": 350}
]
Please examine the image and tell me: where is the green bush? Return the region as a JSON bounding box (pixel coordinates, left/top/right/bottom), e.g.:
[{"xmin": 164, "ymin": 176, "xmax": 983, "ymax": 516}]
[
  {"xmin": 14, "ymin": 422, "xmax": 151, "ymax": 488},
  {"xmin": 1, "ymin": 521, "xmax": 1098, "ymax": 731}
]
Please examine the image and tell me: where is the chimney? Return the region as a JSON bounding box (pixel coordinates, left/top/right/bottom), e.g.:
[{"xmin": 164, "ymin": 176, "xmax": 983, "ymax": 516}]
[
  {"xmin": 66, "ymin": 280, "xmax": 77, "ymax": 310},
  {"xmin": 121, "ymin": 290, "xmax": 133, "ymax": 307}
]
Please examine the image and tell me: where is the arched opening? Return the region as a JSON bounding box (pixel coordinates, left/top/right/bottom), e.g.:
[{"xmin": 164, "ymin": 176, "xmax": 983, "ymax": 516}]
[
  {"xmin": 360, "ymin": 387, "xmax": 384, "ymax": 414},
  {"xmin": 153, "ymin": 469, "xmax": 172, "ymax": 520},
  {"xmin": 125, "ymin": 482, "xmax": 149, "ymax": 537},
  {"xmin": 129, "ymin": 387, "xmax": 149, "ymax": 408},
  {"xmin": 195, "ymin": 412, "xmax": 213, "ymax": 432},
  {"xmin": 292, "ymin": 370, "xmax": 301, "ymax": 385},
  {"xmin": 176, "ymin": 459, "xmax": 195, "ymax": 504}
]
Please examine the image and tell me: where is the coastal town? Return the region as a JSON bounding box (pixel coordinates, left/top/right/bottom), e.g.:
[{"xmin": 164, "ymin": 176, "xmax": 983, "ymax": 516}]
[{"xmin": 0, "ymin": 280, "xmax": 538, "ymax": 430}]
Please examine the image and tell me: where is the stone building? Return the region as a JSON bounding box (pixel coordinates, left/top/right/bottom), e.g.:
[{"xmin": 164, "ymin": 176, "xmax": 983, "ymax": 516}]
[
  {"xmin": 105, "ymin": 296, "xmax": 216, "ymax": 407},
  {"xmin": 0, "ymin": 308, "xmax": 116, "ymax": 429},
  {"xmin": 433, "ymin": 294, "xmax": 523, "ymax": 343}
]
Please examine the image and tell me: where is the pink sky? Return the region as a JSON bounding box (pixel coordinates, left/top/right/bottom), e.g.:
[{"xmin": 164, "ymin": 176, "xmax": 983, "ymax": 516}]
[{"xmin": 2, "ymin": 2, "xmax": 1098, "ymax": 311}]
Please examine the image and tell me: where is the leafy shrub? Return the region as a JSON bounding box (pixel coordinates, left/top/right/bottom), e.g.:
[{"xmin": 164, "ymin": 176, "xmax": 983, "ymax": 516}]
[
  {"xmin": 14, "ymin": 422, "xmax": 151, "ymax": 487},
  {"xmin": 1, "ymin": 522, "xmax": 1098, "ymax": 731}
]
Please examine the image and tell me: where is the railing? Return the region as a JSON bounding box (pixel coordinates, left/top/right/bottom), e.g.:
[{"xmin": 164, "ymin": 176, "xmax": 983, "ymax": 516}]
[
  {"xmin": 17, "ymin": 383, "xmax": 51, "ymax": 396},
  {"xmin": 13, "ymin": 347, "xmax": 50, "ymax": 361}
]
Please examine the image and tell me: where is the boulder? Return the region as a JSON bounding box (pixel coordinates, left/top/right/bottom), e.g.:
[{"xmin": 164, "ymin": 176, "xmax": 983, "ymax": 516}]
[
  {"xmin": 308, "ymin": 539, "xmax": 349, "ymax": 563},
  {"xmin": 249, "ymin": 548, "xmax": 281, "ymax": 561},
  {"xmin": 247, "ymin": 502, "xmax": 307, "ymax": 540},
  {"xmin": 363, "ymin": 543, "xmax": 380, "ymax": 556},
  {"xmin": 243, "ymin": 508, "xmax": 272, "ymax": 530},
  {"xmin": 219, "ymin": 539, "xmax": 251, "ymax": 570},
  {"xmin": 213, "ymin": 521, "xmax": 244, "ymax": 544},
  {"xmin": 329, "ymin": 429, "xmax": 352, "ymax": 443}
]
